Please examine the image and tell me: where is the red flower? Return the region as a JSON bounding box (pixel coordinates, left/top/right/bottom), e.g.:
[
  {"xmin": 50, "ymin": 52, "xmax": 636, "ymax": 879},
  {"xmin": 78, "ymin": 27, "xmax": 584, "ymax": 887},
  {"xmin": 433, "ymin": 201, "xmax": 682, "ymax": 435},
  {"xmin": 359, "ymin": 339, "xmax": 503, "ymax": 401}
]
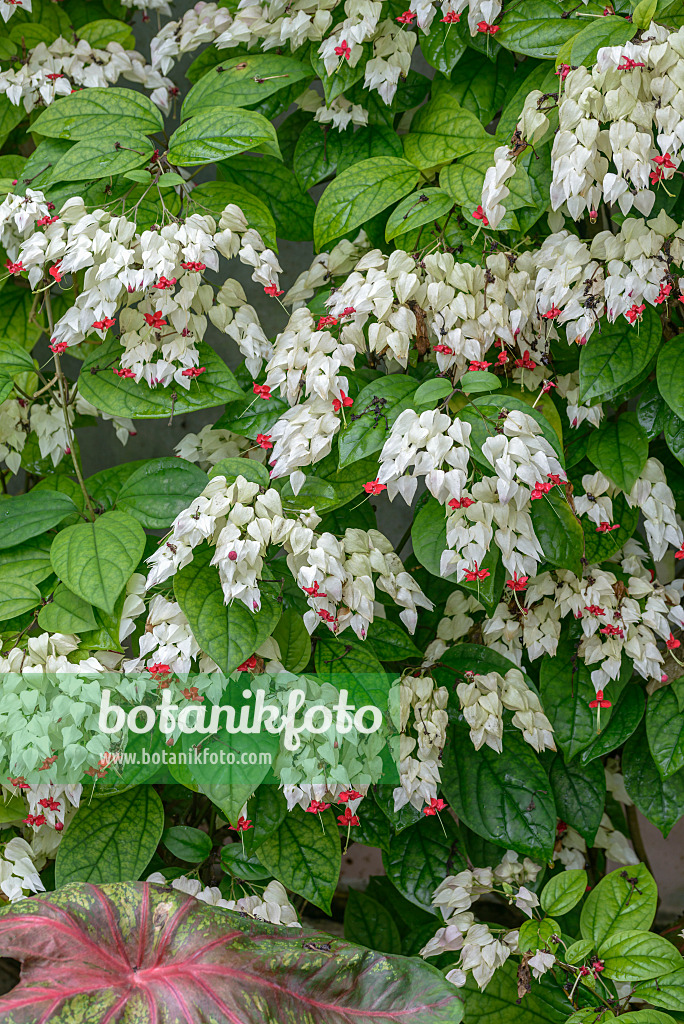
[
  {"xmin": 39, "ymin": 797, "xmax": 60, "ymax": 811},
  {"xmin": 181, "ymin": 261, "xmax": 206, "ymax": 272},
  {"xmin": 584, "ymin": 605, "xmax": 605, "ymax": 616},
  {"xmin": 596, "ymin": 522, "xmax": 620, "ymax": 533},
  {"xmin": 477, "ymin": 20, "xmax": 499, "ymax": 33},
  {"xmin": 541, "ymin": 380, "xmax": 557, "ymax": 393},
  {"xmin": 5, "ymin": 260, "xmax": 23, "ymax": 274},
  {"xmin": 49, "ymin": 341, "xmax": 68, "ymax": 354},
  {"xmin": 423, "ymin": 797, "xmax": 448, "ymax": 816},
  {"xmin": 181, "ymin": 686, "xmax": 203, "ymax": 702},
  {"xmin": 332, "ymin": 390, "xmax": 353, "ymax": 412},
  {"xmin": 464, "ymin": 563, "xmax": 490, "ymax": 582},
  {"xmin": 229, "ymin": 816, "xmax": 253, "ymax": 832},
  {"xmin": 507, "ymin": 573, "xmax": 529, "ymax": 591},
  {"xmin": 617, "ymin": 57, "xmax": 645, "ymax": 70},
  {"xmin": 341, "ymin": 306, "xmax": 356, "ymax": 316},
  {"xmin": 589, "ymin": 689, "xmax": 612, "ymax": 708},
  {"xmin": 264, "ymin": 283, "xmax": 284, "ymax": 297},
  {"xmin": 497, "ymin": 350, "xmax": 509, "ymax": 365},
  {"xmin": 238, "ymin": 655, "xmax": 258, "ymax": 671},
  {"xmin": 514, "ymin": 350, "xmax": 536, "ymax": 370},
  {"xmin": 338, "ymin": 790, "xmax": 362, "ymax": 803},
  {"xmin": 39, "ymin": 755, "xmax": 58, "ymax": 771},
  {"xmin": 144, "ymin": 311, "xmax": 167, "ymax": 328},
  {"xmin": 654, "ymin": 282, "xmax": 672, "ymax": 305},
  {"xmin": 555, "ymin": 64, "xmax": 571, "ymax": 81},
  {"xmin": 36, "ymin": 215, "xmax": 58, "ymax": 226},
  {"xmin": 256, "ymin": 433, "xmax": 273, "ymax": 449},
  {"xmin": 541, "ymin": 305, "xmax": 561, "ymax": 320},
  {"xmin": 625, "ymin": 302, "xmax": 645, "ymax": 324},
  {"xmin": 317, "ymin": 315, "xmax": 339, "ymax": 329},
  {"xmin": 181, "ymin": 366, "xmax": 206, "ymax": 378},
  {"xmin": 449, "ymin": 496, "xmax": 474, "ymax": 510},
  {"xmin": 654, "ymin": 153, "xmax": 676, "ymax": 168},
  {"xmin": 334, "ymin": 39, "xmax": 351, "ymax": 59},
  {"xmin": 363, "ymin": 479, "xmax": 387, "ymax": 495},
  {"xmin": 600, "ymin": 624, "xmax": 624, "ymax": 638},
  {"xmin": 675, "ymin": 544, "xmax": 684, "ymax": 560},
  {"xmin": 468, "ymin": 360, "xmax": 491, "ymax": 371},
  {"xmin": 337, "ymin": 807, "xmax": 360, "ymax": 826},
  {"xmin": 472, "ymin": 205, "xmax": 489, "ymax": 226},
  {"xmin": 253, "ymin": 382, "xmax": 272, "ymax": 399},
  {"xmin": 92, "ymin": 317, "xmax": 116, "ymax": 330},
  {"xmin": 441, "ymin": 11, "xmax": 460, "ymax": 21},
  {"xmin": 147, "ymin": 663, "xmax": 172, "ymax": 677},
  {"xmin": 8, "ymin": 777, "xmax": 30, "ymax": 789},
  {"xmin": 396, "ymin": 9, "xmax": 416, "ymax": 23},
  {"xmin": 49, "ymin": 262, "xmax": 62, "ymax": 282},
  {"xmin": 530, "ymin": 481, "xmax": 553, "ymax": 500},
  {"xmin": 113, "ymin": 367, "xmax": 136, "ymax": 379},
  {"xmin": 318, "ymin": 608, "xmax": 336, "ymax": 623},
  {"xmin": 303, "ymin": 581, "xmax": 327, "ymax": 597},
  {"xmin": 666, "ymin": 633, "xmax": 680, "ymax": 650},
  {"xmin": 153, "ymin": 276, "xmax": 177, "ymax": 290},
  {"xmin": 433, "ymin": 344, "xmax": 454, "ymax": 355},
  {"xmin": 306, "ymin": 800, "xmax": 331, "ymax": 813}
]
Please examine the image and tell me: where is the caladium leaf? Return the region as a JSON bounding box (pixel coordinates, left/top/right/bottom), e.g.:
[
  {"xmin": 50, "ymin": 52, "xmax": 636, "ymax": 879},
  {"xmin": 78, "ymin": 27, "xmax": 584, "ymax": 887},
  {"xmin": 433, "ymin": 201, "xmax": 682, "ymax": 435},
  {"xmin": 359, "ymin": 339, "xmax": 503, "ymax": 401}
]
[{"xmin": 0, "ymin": 881, "xmax": 458, "ymax": 1024}]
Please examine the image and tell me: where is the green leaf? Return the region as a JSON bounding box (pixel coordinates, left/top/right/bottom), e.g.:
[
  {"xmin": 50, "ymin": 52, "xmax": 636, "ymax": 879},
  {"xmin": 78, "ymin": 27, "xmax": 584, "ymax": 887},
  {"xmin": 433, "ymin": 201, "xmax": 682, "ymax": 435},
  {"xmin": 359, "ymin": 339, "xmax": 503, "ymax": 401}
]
[
  {"xmin": 580, "ymin": 863, "xmax": 657, "ymax": 946},
  {"xmin": 599, "ymin": 930, "xmax": 682, "ymax": 981},
  {"xmin": 0, "ymin": 490, "xmax": 77, "ymax": 550},
  {"xmin": 115, "ymin": 457, "xmax": 208, "ymax": 529},
  {"xmin": 50, "ymin": 510, "xmax": 145, "ymax": 615},
  {"xmin": 579, "ymin": 308, "xmax": 661, "ymax": 404},
  {"xmin": 385, "ymin": 188, "xmax": 453, "ymax": 243},
  {"xmin": 209, "ymin": 457, "xmax": 270, "ymax": 488},
  {"xmin": 366, "ymin": 618, "xmax": 421, "ymax": 661},
  {"xmin": 460, "ymin": 959, "xmax": 567, "ymax": 1024},
  {"xmin": 218, "ymin": 155, "xmax": 315, "ymax": 241},
  {"xmin": 0, "ymin": 577, "xmax": 42, "ymax": 622},
  {"xmin": 586, "ymin": 415, "xmax": 648, "ymax": 494},
  {"xmin": 242, "ymin": 785, "xmax": 288, "ymax": 857},
  {"xmin": 497, "ymin": 0, "xmax": 611, "ymax": 59},
  {"xmin": 344, "ymin": 889, "xmax": 403, "ymax": 954},
  {"xmin": 37, "ymin": 583, "xmax": 98, "ymax": 633},
  {"xmin": 271, "ymin": 608, "xmax": 311, "ymax": 672},
  {"xmin": 293, "ymin": 121, "xmax": 342, "ymax": 191},
  {"xmin": 646, "ymin": 684, "xmax": 684, "ymax": 778},
  {"xmin": 220, "ymin": 844, "xmax": 272, "ymax": 881},
  {"xmin": 460, "ymin": 370, "xmax": 502, "ymax": 394},
  {"xmin": 162, "ymin": 825, "xmax": 213, "ymax": 864},
  {"xmin": 79, "ymin": 336, "xmax": 243, "ymax": 419},
  {"xmin": 540, "ymin": 869, "xmax": 588, "ymax": 916},
  {"xmin": 550, "ymin": 757, "xmax": 605, "ymax": 844},
  {"xmin": 518, "ymin": 917, "xmax": 561, "ymax": 953},
  {"xmin": 540, "ymin": 637, "xmax": 616, "ymax": 761},
  {"xmin": 0, "ymin": 284, "xmax": 41, "ymax": 350},
  {"xmin": 0, "ymin": 536, "xmax": 52, "ymax": 585},
  {"xmin": 31, "ymin": 86, "xmax": 163, "ymax": 140},
  {"xmin": 50, "ymin": 132, "xmax": 153, "ymax": 184},
  {"xmin": 191, "ymin": 181, "xmax": 277, "ymax": 251},
  {"xmin": 336, "ymin": 125, "xmax": 404, "ymax": 176},
  {"xmin": 78, "ymin": 18, "xmax": 135, "ymax": 48},
  {"xmin": 55, "ymin": 787, "xmax": 164, "ymax": 885},
  {"xmin": 634, "ymin": 971, "xmax": 684, "ymax": 1011},
  {"xmin": 310, "ymin": 46, "xmax": 369, "ymax": 104},
  {"xmin": 618, "ymin": 1012, "xmax": 679, "ymax": 1024},
  {"xmin": 182, "ymin": 55, "xmax": 312, "ymax": 118},
  {"xmin": 442, "ymin": 724, "xmax": 557, "ymax": 861},
  {"xmin": 168, "ymin": 109, "xmax": 279, "ymax": 167},
  {"xmin": 314, "ymin": 156, "xmax": 420, "ymax": 250},
  {"xmin": 256, "ymin": 805, "xmax": 341, "ymax": 913},
  {"xmin": 665, "ymin": 408, "xmax": 684, "ymax": 466},
  {"xmin": 623, "ymin": 725, "xmax": 684, "ymax": 837},
  {"xmin": 657, "ymin": 336, "xmax": 684, "ymax": 420},
  {"xmin": 338, "ymin": 375, "xmax": 417, "ymax": 467},
  {"xmin": 174, "ymin": 544, "xmax": 263, "ymax": 674},
  {"xmin": 414, "ymin": 378, "xmax": 453, "ymax": 406},
  {"xmin": 442, "ymin": 48, "xmax": 517, "ymax": 125},
  {"xmin": 403, "ymin": 97, "xmax": 487, "ymax": 171},
  {"xmin": 457, "ymin": 391, "xmax": 563, "ymax": 466},
  {"xmin": 86, "ymin": 460, "xmax": 148, "ymax": 512},
  {"xmin": 556, "ymin": 15, "xmax": 637, "ymax": 67},
  {"xmin": 530, "ymin": 487, "xmax": 584, "ymax": 575},
  {"xmin": 0, "ymin": 339, "xmax": 37, "ymax": 378},
  {"xmin": 382, "ymin": 816, "xmax": 465, "ymax": 912},
  {"xmin": 420, "ymin": 19, "xmax": 467, "ymax": 74}
]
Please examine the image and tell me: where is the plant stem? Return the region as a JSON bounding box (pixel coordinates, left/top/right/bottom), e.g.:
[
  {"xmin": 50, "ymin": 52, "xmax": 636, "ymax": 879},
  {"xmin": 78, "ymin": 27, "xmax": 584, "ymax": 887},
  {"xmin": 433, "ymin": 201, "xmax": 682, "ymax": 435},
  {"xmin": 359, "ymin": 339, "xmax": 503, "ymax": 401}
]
[{"xmin": 44, "ymin": 289, "xmax": 96, "ymax": 521}]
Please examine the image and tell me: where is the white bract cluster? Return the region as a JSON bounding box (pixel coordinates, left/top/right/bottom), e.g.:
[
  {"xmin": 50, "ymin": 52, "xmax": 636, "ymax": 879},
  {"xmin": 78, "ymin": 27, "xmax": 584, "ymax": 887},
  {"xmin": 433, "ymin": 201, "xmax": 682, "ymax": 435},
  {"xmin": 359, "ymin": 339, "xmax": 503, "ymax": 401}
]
[
  {"xmin": 0, "ymin": 37, "xmax": 173, "ymax": 115},
  {"xmin": 457, "ymin": 667, "xmax": 555, "ymax": 754},
  {"xmin": 3, "ymin": 189, "xmax": 279, "ymax": 390},
  {"xmin": 147, "ymin": 873, "xmax": 301, "ymax": 927},
  {"xmin": 392, "ymin": 672, "xmax": 448, "ymax": 811}
]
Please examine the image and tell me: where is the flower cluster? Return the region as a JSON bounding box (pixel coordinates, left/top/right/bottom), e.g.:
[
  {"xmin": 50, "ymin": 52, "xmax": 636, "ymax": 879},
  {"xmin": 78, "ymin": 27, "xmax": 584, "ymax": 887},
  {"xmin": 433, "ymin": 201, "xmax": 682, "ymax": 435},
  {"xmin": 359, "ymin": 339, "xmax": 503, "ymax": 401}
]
[{"xmin": 456, "ymin": 667, "xmax": 555, "ymax": 754}]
